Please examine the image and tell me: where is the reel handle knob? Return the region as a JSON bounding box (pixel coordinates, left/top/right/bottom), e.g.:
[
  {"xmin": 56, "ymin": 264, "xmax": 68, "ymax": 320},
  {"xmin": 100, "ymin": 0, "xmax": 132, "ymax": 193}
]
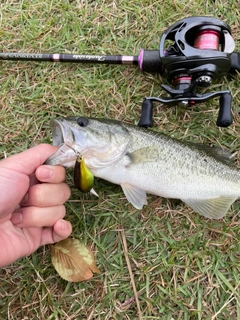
[
  {"xmin": 138, "ymin": 99, "xmax": 153, "ymax": 127},
  {"xmin": 216, "ymin": 92, "xmax": 233, "ymax": 127},
  {"xmin": 229, "ymin": 52, "xmax": 240, "ymax": 73}
]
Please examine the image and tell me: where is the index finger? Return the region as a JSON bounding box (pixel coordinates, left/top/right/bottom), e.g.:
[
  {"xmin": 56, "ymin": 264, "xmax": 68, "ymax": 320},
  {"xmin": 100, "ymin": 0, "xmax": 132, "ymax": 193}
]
[{"xmin": 0, "ymin": 144, "xmax": 58, "ymax": 176}]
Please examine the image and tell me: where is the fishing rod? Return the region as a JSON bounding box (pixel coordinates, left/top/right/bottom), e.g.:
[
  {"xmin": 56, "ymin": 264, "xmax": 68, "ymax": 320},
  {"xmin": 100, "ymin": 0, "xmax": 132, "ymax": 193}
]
[{"xmin": 1, "ymin": 16, "xmax": 239, "ymax": 127}]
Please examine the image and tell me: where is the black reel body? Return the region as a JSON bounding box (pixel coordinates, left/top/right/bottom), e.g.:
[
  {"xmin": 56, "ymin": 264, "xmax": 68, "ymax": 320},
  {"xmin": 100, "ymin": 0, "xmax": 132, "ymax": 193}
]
[{"xmin": 138, "ymin": 16, "xmax": 236, "ymax": 128}]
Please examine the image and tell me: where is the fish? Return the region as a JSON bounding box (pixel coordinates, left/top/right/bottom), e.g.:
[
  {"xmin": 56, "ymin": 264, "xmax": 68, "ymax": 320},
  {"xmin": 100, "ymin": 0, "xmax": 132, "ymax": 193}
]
[{"xmin": 45, "ymin": 116, "xmax": 240, "ymax": 219}]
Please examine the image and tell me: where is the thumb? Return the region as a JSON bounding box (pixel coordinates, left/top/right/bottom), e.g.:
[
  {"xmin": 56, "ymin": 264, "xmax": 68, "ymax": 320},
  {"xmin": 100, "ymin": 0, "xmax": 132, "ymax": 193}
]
[{"xmin": 0, "ymin": 144, "xmax": 58, "ymax": 176}]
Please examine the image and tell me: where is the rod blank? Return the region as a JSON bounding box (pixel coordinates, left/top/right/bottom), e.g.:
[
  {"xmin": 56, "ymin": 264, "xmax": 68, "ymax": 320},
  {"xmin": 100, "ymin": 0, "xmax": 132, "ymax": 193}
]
[{"xmin": 0, "ymin": 52, "xmax": 139, "ymax": 65}]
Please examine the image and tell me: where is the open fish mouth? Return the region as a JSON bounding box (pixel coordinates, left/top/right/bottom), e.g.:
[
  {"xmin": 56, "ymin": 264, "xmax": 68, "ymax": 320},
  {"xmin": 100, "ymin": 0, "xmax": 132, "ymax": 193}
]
[
  {"xmin": 45, "ymin": 119, "xmax": 78, "ymax": 167},
  {"xmin": 50, "ymin": 119, "xmax": 73, "ymax": 146}
]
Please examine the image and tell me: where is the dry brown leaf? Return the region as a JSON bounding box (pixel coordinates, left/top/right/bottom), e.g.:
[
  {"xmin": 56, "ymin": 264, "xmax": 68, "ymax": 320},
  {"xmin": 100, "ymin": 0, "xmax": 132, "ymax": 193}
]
[{"xmin": 51, "ymin": 238, "xmax": 100, "ymax": 282}]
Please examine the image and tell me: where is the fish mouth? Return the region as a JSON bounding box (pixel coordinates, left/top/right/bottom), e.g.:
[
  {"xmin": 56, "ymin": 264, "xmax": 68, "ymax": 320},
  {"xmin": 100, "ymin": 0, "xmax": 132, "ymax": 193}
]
[
  {"xmin": 51, "ymin": 119, "xmax": 72, "ymax": 146},
  {"xmin": 45, "ymin": 119, "xmax": 77, "ymax": 167}
]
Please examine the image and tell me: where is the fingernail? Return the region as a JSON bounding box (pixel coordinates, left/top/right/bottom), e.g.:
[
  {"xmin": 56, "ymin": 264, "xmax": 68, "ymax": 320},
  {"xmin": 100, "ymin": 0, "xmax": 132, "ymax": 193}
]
[
  {"xmin": 11, "ymin": 211, "xmax": 23, "ymax": 224},
  {"xmin": 38, "ymin": 167, "xmax": 54, "ymax": 180}
]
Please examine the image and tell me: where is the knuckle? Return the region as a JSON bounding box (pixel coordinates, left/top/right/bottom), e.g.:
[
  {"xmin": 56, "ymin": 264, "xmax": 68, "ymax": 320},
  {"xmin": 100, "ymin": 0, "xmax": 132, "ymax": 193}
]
[
  {"xmin": 29, "ymin": 183, "xmax": 70, "ymax": 207},
  {"xmin": 30, "ymin": 184, "xmax": 45, "ymax": 206}
]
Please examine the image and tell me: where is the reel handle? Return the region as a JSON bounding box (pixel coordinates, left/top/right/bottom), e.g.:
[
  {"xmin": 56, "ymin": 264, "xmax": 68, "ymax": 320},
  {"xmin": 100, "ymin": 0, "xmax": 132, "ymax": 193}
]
[
  {"xmin": 216, "ymin": 92, "xmax": 233, "ymax": 127},
  {"xmin": 138, "ymin": 99, "xmax": 153, "ymax": 127}
]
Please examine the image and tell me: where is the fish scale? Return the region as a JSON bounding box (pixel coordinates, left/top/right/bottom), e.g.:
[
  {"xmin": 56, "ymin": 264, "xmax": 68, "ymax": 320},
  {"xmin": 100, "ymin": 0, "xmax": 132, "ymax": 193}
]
[{"xmin": 46, "ymin": 116, "xmax": 240, "ymax": 219}]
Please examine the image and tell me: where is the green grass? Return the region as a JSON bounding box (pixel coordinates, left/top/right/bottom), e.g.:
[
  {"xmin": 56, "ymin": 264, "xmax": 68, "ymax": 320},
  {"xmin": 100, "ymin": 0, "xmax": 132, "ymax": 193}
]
[{"xmin": 1, "ymin": 0, "xmax": 240, "ymax": 319}]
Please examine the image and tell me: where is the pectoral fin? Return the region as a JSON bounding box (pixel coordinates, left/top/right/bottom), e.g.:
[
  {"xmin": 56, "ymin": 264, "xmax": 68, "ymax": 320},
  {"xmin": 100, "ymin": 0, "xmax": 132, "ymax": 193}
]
[
  {"xmin": 121, "ymin": 183, "xmax": 147, "ymax": 209},
  {"xmin": 183, "ymin": 197, "xmax": 237, "ymax": 219},
  {"xmin": 127, "ymin": 147, "xmax": 160, "ymax": 164}
]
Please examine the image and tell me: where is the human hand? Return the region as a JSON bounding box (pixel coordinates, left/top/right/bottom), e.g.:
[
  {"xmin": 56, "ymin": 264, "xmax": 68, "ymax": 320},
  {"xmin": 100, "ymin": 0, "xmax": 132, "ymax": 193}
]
[{"xmin": 0, "ymin": 144, "xmax": 72, "ymax": 267}]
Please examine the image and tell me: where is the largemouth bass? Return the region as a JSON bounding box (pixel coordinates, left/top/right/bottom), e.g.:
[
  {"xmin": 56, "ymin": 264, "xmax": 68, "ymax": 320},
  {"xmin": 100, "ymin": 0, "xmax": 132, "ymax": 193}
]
[{"xmin": 46, "ymin": 116, "xmax": 240, "ymax": 219}]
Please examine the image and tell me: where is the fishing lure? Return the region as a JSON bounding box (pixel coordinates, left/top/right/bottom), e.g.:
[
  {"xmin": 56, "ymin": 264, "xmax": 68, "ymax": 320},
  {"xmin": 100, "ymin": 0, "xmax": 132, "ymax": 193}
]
[
  {"xmin": 61, "ymin": 143, "xmax": 98, "ymax": 196},
  {"xmin": 74, "ymin": 154, "xmax": 94, "ymax": 192},
  {"xmin": 73, "ymin": 152, "xmax": 98, "ymax": 197}
]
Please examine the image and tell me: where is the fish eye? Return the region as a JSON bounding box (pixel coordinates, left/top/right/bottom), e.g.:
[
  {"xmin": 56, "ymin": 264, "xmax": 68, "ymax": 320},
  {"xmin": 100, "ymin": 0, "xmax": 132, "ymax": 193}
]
[{"xmin": 77, "ymin": 117, "xmax": 89, "ymax": 127}]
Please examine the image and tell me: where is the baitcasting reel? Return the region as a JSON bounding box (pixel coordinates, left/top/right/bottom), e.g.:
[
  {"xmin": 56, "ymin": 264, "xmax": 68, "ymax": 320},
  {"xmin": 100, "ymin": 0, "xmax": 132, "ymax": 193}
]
[
  {"xmin": 0, "ymin": 16, "xmax": 239, "ymax": 127},
  {"xmin": 138, "ymin": 16, "xmax": 237, "ymax": 127}
]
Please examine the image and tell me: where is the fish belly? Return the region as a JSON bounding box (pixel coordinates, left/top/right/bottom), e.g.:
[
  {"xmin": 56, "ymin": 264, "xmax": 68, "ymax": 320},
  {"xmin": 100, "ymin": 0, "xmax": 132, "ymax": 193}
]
[{"xmin": 91, "ymin": 161, "xmax": 240, "ymax": 201}]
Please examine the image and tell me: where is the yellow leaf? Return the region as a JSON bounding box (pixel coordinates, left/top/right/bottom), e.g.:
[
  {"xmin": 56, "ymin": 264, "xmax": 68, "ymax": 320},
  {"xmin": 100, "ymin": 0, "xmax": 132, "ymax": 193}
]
[{"xmin": 51, "ymin": 238, "xmax": 100, "ymax": 282}]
